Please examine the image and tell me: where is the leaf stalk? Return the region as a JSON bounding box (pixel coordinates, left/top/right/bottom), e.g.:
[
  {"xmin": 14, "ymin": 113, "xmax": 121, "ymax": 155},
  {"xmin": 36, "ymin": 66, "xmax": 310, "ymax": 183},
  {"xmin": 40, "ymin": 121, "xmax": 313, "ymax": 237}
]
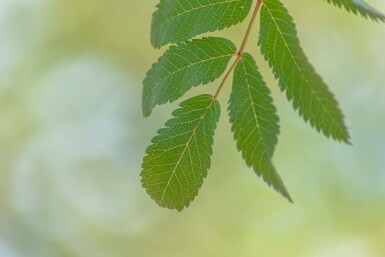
[{"xmin": 214, "ymin": 0, "xmax": 263, "ymax": 99}]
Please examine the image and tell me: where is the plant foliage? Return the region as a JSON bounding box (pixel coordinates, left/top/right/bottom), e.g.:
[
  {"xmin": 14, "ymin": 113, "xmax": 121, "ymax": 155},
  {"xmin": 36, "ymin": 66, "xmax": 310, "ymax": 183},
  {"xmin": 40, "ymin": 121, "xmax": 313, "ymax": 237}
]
[
  {"xmin": 259, "ymin": 0, "xmax": 349, "ymax": 142},
  {"xmin": 229, "ymin": 53, "xmax": 291, "ymax": 201},
  {"xmin": 325, "ymin": 0, "xmax": 385, "ymax": 21},
  {"xmin": 142, "ymin": 95, "xmax": 220, "ymax": 211},
  {"xmin": 143, "ymin": 37, "xmax": 235, "ymax": 116},
  {"xmin": 151, "ymin": 0, "xmax": 253, "ymax": 47},
  {"xmin": 141, "ymin": 0, "xmax": 384, "ymax": 211}
]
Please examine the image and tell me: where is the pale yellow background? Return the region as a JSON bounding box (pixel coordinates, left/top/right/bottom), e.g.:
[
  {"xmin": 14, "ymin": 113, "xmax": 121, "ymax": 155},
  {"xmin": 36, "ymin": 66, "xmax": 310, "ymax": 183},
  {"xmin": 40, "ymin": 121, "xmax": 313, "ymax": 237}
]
[{"xmin": 1, "ymin": 0, "xmax": 385, "ymax": 256}]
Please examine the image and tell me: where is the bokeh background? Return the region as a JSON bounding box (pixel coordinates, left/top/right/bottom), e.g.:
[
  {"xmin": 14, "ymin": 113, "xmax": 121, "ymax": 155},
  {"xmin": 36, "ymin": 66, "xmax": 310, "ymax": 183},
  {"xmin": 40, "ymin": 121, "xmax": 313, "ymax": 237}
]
[{"xmin": 1, "ymin": 0, "xmax": 385, "ymax": 256}]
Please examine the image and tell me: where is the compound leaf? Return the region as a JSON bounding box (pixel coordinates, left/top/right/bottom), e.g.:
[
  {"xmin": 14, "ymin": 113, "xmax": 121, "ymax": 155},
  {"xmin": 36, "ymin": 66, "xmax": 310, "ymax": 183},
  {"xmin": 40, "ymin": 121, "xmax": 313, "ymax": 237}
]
[
  {"xmin": 229, "ymin": 53, "xmax": 291, "ymax": 201},
  {"xmin": 141, "ymin": 95, "xmax": 220, "ymax": 211},
  {"xmin": 142, "ymin": 37, "xmax": 235, "ymax": 117},
  {"xmin": 151, "ymin": 0, "xmax": 252, "ymax": 48},
  {"xmin": 259, "ymin": 0, "xmax": 350, "ymax": 142},
  {"xmin": 325, "ymin": 0, "xmax": 385, "ymax": 21}
]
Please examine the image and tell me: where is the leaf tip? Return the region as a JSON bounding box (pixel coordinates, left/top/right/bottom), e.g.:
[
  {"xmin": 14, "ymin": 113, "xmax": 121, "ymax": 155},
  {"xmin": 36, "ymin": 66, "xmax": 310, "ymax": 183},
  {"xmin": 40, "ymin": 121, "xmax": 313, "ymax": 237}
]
[
  {"xmin": 342, "ymin": 135, "xmax": 353, "ymax": 145},
  {"xmin": 284, "ymin": 191, "xmax": 294, "ymax": 203},
  {"xmin": 274, "ymin": 180, "xmax": 293, "ymax": 203},
  {"xmin": 142, "ymin": 106, "xmax": 152, "ymax": 117},
  {"xmin": 142, "ymin": 92, "xmax": 155, "ymax": 117}
]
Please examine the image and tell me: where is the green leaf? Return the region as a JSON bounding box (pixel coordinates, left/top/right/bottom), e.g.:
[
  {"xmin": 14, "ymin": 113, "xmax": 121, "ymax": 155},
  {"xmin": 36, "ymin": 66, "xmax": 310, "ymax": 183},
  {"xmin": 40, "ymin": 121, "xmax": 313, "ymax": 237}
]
[
  {"xmin": 229, "ymin": 53, "xmax": 291, "ymax": 201},
  {"xmin": 151, "ymin": 0, "xmax": 252, "ymax": 48},
  {"xmin": 325, "ymin": 0, "xmax": 385, "ymax": 21},
  {"xmin": 141, "ymin": 94, "xmax": 220, "ymax": 211},
  {"xmin": 142, "ymin": 37, "xmax": 235, "ymax": 117},
  {"xmin": 259, "ymin": 0, "xmax": 350, "ymax": 143}
]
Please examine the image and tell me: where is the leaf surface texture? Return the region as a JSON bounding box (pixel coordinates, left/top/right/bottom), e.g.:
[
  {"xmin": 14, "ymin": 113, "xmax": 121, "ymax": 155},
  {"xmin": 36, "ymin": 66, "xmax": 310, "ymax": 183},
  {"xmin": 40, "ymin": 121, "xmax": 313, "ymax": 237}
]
[
  {"xmin": 141, "ymin": 95, "xmax": 220, "ymax": 211},
  {"xmin": 142, "ymin": 37, "xmax": 235, "ymax": 116},
  {"xmin": 259, "ymin": 0, "xmax": 350, "ymax": 142},
  {"xmin": 229, "ymin": 53, "xmax": 291, "ymax": 201},
  {"xmin": 151, "ymin": 0, "xmax": 252, "ymax": 47}
]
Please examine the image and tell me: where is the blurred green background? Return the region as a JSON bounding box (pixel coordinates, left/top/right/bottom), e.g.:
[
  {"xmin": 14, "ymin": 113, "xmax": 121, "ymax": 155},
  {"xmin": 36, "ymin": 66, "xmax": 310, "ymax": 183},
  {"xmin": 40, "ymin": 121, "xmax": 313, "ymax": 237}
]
[{"xmin": 1, "ymin": 0, "xmax": 385, "ymax": 256}]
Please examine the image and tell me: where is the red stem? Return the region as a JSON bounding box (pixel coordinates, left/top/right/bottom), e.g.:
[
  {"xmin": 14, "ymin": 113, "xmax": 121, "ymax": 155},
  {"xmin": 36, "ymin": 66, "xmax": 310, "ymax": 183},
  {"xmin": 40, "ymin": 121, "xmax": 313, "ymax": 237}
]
[{"xmin": 214, "ymin": 0, "xmax": 264, "ymax": 99}]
